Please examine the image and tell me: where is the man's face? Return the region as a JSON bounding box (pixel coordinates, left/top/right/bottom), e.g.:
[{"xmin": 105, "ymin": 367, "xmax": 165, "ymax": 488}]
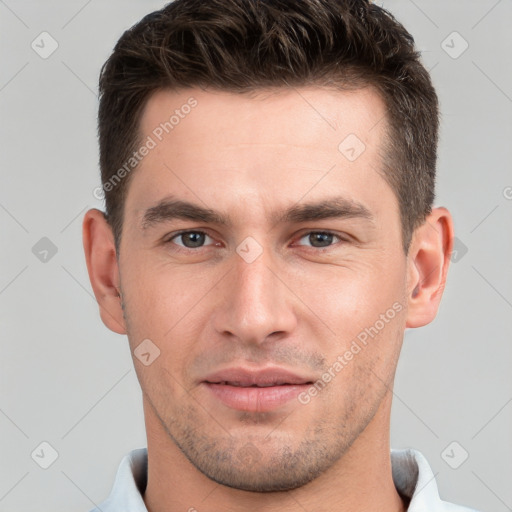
[{"xmin": 118, "ymin": 86, "xmax": 411, "ymax": 491}]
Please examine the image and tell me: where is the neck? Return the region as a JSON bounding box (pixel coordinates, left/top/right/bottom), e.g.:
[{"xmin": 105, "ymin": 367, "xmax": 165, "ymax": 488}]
[{"xmin": 142, "ymin": 391, "xmax": 407, "ymax": 512}]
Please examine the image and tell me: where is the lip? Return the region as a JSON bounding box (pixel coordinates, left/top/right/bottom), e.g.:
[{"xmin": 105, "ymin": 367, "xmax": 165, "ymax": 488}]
[{"xmin": 202, "ymin": 366, "xmax": 314, "ymax": 412}]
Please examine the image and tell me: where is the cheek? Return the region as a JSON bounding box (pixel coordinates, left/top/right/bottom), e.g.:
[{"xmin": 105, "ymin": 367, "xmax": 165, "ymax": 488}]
[
  {"xmin": 121, "ymin": 256, "xmax": 210, "ymax": 336},
  {"xmin": 293, "ymin": 259, "xmax": 406, "ymax": 344},
  {"xmin": 312, "ymin": 294, "xmax": 405, "ymax": 416},
  {"xmin": 121, "ymin": 262, "xmax": 222, "ymax": 389}
]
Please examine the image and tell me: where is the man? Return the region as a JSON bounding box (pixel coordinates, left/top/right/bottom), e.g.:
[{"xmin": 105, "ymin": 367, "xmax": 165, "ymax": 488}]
[{"xmin": 82, "ymin": 0, "xmax": 479, "ymax": 510}]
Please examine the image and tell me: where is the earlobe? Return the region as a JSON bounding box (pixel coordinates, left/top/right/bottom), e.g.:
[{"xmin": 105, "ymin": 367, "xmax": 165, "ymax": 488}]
[
  {"xmin": 405, "ymin": 207, "xmax": 454, "ymax": 328},
  {"xmin": 82, "ymin": 208, "xmax": 127, "ymax": 334}
]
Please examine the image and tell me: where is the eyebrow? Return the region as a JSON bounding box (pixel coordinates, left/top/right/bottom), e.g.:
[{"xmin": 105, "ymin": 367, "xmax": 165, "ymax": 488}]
[{"xmin": 140, "ymin": 195, "xmax": 374, "ymax": 231}]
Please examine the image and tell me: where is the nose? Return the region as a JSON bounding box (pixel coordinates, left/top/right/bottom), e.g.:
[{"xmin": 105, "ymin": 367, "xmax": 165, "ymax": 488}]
[{"xmin": 212, "ymin": 247, "xmax": 298, "ymax": 346}]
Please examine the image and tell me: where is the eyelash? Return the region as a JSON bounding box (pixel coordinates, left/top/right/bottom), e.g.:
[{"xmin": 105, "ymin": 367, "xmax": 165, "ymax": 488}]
[{"xmin": 164, "ymin": 230, "xmax": 346, "ymax": 252}]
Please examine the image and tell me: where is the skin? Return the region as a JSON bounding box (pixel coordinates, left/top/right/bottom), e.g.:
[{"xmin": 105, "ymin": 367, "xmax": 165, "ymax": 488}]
[{"xmin": 83, "ymin": 86, "xmax": 453, "ymax": 512}]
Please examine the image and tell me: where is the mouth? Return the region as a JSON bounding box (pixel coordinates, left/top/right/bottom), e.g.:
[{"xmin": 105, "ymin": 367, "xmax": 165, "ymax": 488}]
[
  {"xmin": 209, "ymin": 381, "xmax": 306, "ymax": 387},
  {"xmin": 201, "ymin": 366, "xmax": 314, "ymax": 412}
]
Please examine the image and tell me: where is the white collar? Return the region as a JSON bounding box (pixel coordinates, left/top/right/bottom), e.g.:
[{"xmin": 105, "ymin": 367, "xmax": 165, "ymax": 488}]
[{"xmin": 91, "ymin": 447, "xmax": 479, "ymax": 511}]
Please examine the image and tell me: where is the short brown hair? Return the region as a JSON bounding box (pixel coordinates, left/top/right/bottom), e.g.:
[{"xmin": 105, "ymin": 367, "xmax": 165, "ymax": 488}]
[{"xmin": 98, "ymin": 0, "xmax": 439, "ymax": 254}]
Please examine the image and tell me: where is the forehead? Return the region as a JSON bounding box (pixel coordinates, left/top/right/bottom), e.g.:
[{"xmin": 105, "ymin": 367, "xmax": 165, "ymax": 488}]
[
  {"xmin": 126, "ymin": 85, "xmax": 395, "ymax": 229},
  {"xmin": 140, "ymin": 85, "xmax": 387, "ymax": 151}
]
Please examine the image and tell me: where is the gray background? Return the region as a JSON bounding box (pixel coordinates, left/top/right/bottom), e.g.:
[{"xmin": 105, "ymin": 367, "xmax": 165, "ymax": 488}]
[{"xmin": 1, "ymin": 1, "xmax": 511, "ymax": 511}]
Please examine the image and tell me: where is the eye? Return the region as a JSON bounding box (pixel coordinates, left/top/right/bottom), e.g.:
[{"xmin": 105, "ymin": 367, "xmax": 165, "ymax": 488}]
[
  {"xmin": 295, "ymin": 231, "xmax": 343, "ymax": 248},
  {"xmin": 167, "ymin": 230, "xmax": 215, "ymax": 249}
]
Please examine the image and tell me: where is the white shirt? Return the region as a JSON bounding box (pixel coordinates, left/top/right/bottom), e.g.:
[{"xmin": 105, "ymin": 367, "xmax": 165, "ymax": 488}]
[{"xmin": 89, "ymin": 448, "xmax": 479, "ymax": 511}]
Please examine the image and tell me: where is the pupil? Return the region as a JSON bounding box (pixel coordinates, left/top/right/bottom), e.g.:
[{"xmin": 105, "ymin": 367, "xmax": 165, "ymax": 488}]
[
  {"xmin": 183, "ymin": 232, "xmax": 205, "ymax": 248},
  {"xmin": 310, "ymin": 232, "xmax": 332, "ymax": 247}
]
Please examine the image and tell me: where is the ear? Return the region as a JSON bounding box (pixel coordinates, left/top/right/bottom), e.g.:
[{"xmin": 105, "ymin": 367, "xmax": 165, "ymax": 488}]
[
  {"xmin": 405, "ymin": 207, "xmax": 454, "ymax": 328},
  {"xmin": 82, "ymin": 208, "xmax": 126, "ymax": 334}
]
